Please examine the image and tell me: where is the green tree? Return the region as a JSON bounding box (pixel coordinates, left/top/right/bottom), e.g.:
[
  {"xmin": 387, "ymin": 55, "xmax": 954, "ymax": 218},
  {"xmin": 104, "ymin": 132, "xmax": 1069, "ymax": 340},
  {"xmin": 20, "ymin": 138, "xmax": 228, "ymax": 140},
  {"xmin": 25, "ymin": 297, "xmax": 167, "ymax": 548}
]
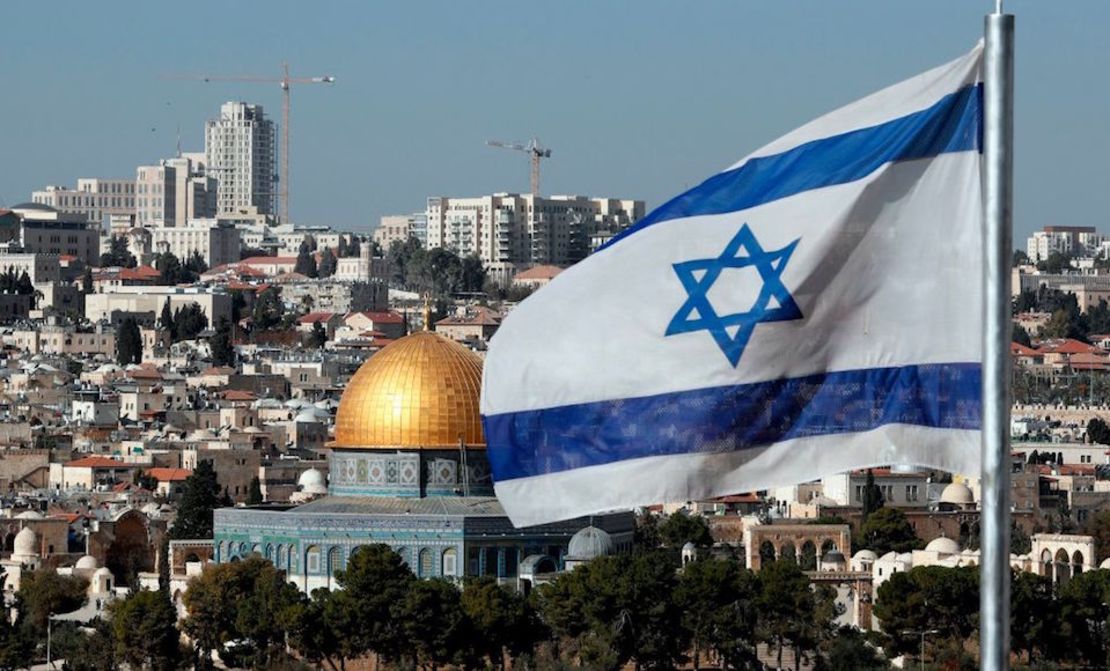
[
  {"xmin": 110, "ymin": 589, "xmax": 180, "ymax": 671},
  {"xmin": 82, "ymin": 266, "xmax": 94, "ymax": 294},
  {"xmin": 1059, "ymin": 568, "xmax": 1110, "ymax": 668},
  {"xmin": 309, "ymin": 321, "xmax": 328, "ymax": 349},
  {"xmin": 287, "ymin": 588, "xmax": 358, "ymax": 671},
  {"xmin": 1012, "ymin": 249, "xmax": 1029, "ymax": 267},
  {"xmin": 246, "ymin": 476, "xmax": 263, "ymax": 506},
  {"xmin": 57, "ymin": 618, "xmax": 114, "ymax": 671},
  {"xmin": 1013, "ymin": 323, "xmax": 1032, "ymax": 347},
  {"xmin": 1085, "ymin": 510, "xmax": 1110, "ymax": 562},
  {"xmin": 398, "ymin": 578, "xmax": 476, "ymax": 670},
  {"xmin": 757, "ymin": 559, "xmax": 835, "ymax": 670},
  {"xmin": 1037, "ymin": 250, "xmax": 1073, "ymax": 274},
  {"xmin": 183, "ymin": 556, "xmax": 305, "ymax": 670},
  {"xmin": 15, "ymin": 571, "xmax": 88, "ymax": 642},
  {"xmin": 633, "ymin": 511, "xmax": 663, "ymax": 551},
  {"xmin": 168, "ymin": 459, "xmax": 221, "ymax": 539},
  {"xmin": 818, "ymin": 626, "xmax": 889, "ymax": 671},
  {"xmin": 855, "ymin": 507, "xmax": 921, "ymax": 555},
  {"xmin": 251, "ymin": 287, "xmax": 285, "ymax": 330},
  {"xmin": 173, "ymin": 304, "xmax": 208, "ymax": 342},
  {"xmin": 209, "ymin": 318, "xmax": 235, "ymax": 367},
  {"xmin": 331, "ymin": 544, "xmax": 415, "ymax": 664},
  {"xmin": 100, "ymin": 235, "xmax": 137, "ymax": 268},
  {"xmin": 872, "ymin": 565, "xmax": 979, "ymax": 661},
  {"xmin": 115, "ymin": 318, "xmax": 142, "ymax": 365},
  {"xmin": 536, "ymin": 551, "xmax": 687, "ymax": 670},
  {"xmin": 294, "ymin": 241, "xmax": 318, "ymax": 278},
  {"xmin": 157, "ymin": 537, "xmax": 170, "ymax": 593},
  {"xmin": 1010, "ymin": 571, "xmax": 1058, "ymax": 664},
  {"xmin": 861, "ymin": 469, "xmax": 883, "ymax": 522},
  {"xmin": 460, "ymin": 577, "xmax": 544, "ymax": 670},
  {"xmin": 659, "ymin": 511, "xmax": 713, "ymax": 549},
  {"xmin": 317, "ymin": 247, "xmax": 338, "ymax": 278},
  {"xmin": 159, "ymin": 300, "xmax": 175, "ymax": 337},
  {"xmin": 675, "ymin": 557, "xmax": 760, "ymax": 671}
]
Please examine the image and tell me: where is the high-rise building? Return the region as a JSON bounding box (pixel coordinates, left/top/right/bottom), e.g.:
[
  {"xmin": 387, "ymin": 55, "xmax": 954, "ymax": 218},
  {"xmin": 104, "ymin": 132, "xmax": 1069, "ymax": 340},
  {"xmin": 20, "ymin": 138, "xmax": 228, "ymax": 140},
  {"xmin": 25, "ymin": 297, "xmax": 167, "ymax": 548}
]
[
  {"xmin": 425, "ymin": 193, "xmax": 644, "ymax": 281},
  {"xmin": 31, "ymin": 179, "xmax": 136, "ymax": 228},
  {"xmin": 136, "ymin": 156, "xmax": 217, "ymax": 228},
  {"xmin": 204, "ymin": 102, "xmax": 276, "ymax": 217}
]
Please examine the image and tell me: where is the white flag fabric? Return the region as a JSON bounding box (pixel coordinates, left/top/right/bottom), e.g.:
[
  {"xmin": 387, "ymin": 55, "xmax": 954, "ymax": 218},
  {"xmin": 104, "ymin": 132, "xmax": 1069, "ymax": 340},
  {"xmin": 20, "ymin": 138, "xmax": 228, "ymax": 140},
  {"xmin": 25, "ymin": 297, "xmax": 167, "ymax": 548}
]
[{"xmin": 481, "ymin": 43, "xmax": 984, "ymax": 527}]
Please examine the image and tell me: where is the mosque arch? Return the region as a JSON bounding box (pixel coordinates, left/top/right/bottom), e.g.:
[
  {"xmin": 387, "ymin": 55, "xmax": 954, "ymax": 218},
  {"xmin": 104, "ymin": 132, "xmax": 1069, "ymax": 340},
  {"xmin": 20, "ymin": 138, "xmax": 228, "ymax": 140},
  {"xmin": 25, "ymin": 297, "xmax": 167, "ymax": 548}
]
[
  {"xmin": 1040, "ymin": 548, "xmax": 1053, "ymax": 576},
  {"xmin": 821, "ymin": 539, "xmax": 837, "ymax": 556},
  {"xmin": 394, "ymin": 546, "xmax": 408, "ymax": 566},
  {"xmin": 759, "ymin": 541, "xmax": 776, "ymax": 565},
  {"xmin": 239, "ymin": 542, "xmax": 249, "ymax": 556},
  {"xmin": 1073, "ymin": 550, "xmax": 1085, "ymax": 576},
  {"xmin": 418, "ymin": 548, "xmax": 433, "ymax": 578},
  {"xmin": 251, "ymin": 544, "xmax": 262, "ymax": 556},
  {"xmin": 185, "ymin": 553, "xmax": 200, "ymax": 564},
  {"xmin": 442, "ymin": 548, "xmax": 458, "ymax": 577},
  {"xmin": 779, "ymin": 543, "xmax": 797, "ymax": 564},
  {"xmin": 801, "ymin": 541, "xmax": 818, "ymax": 571},
  {"xmin": 264, "ymin": 544, "xmax": 274, "ymax": 562},
  {"xmin": 305, "ymin": 545, "xmax": 322, "ymax": 575},
  {"xmin": 274, "ymin": 544, "xmax": 285, "ymax": 569},
  {"xmin": 327, "ymin": 547, "xmax": 343, "ymax": 575},
  {"xmin": 3, "ymin": 533, "xmax": 13, "ymax": 553},
  {"xmin": 1055, "ymin": 549, "xmax": 1071, "ymax": 584},
  {"xmin": 483, "ymin": 546, "xmax": 499, "ymax": 577},
  {"xmin": 218, "ymin": 541, "xmax": 228, "ymax": 562}
]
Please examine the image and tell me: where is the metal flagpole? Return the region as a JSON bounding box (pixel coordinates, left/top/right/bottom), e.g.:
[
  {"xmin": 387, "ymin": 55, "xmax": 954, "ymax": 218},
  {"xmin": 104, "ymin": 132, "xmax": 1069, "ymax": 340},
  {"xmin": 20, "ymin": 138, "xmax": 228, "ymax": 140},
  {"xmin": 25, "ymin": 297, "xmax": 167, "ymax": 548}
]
[{"xmin": 981, "ymin": 2, "xmax": 1014, "ymax": 670}]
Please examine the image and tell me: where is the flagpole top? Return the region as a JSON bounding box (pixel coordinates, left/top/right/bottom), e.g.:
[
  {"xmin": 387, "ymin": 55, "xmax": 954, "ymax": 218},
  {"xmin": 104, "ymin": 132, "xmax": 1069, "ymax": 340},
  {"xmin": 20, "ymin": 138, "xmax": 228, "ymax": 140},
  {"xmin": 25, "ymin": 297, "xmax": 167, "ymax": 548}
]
[{"xmin": 994, "ymin": 0, "xmax": 1003, "ymax": 14}]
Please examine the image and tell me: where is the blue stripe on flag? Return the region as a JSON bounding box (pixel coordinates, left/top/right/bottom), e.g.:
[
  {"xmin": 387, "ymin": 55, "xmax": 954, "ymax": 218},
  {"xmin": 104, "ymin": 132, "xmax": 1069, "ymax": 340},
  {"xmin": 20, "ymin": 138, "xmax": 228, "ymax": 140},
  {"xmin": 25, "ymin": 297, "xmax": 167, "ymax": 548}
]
[
  {"xmin": 483, "ymin": 362, "xmax": 981, "ymax": 482},
  {"xmin": 600, "ymin": 84, "xmax": 982, "ymax": 252}
]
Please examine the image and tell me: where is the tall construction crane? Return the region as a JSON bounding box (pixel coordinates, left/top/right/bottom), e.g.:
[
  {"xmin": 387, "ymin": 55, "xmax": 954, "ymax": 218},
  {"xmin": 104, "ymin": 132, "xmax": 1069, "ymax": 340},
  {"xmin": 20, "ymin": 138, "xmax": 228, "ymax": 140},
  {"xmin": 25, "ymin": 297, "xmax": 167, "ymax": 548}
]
[
  {"xmin": 161, "ymin": 62, "xmax": 335, "ymax": 223},
  {"xmin": 486, "ymin": 137, "xmax": 551, "ymax": 196}
]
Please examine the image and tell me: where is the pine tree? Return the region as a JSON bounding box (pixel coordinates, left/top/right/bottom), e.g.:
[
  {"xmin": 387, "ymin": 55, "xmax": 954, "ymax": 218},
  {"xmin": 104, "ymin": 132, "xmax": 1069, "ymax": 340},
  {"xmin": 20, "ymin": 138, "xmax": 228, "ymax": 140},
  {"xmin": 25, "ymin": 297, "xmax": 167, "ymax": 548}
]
[
  {"xmin": 157, "ymin": 535, "xmax": 170, "ymax": 593},
  {"xmin": 317, "ymin": 247, "xmax": 338, "ymax": 278},
  {"xmin": 82, "ymin": 266, "xmax": 93, "ymax": 294},
  {"xmin": 159, "ymin": 299, "xmax": 176, "ymax": 338},
  {"xmin": 169, "ymin": 460, "xmax": 221, "ymax": 539},
  {"xmin": 861, "ymin": 469, "xmax": 884, "ymax": 522},
  {"xmin": 294, "ymin": 242, "xmax": 317, "ymax": 278},
  {"xmin": 310, "ymin": 321, "xmax": 328, "ymax": 349},
  {"xmin": 210, "ymin": 318, "xmax": 235, "ymax": 367},
  {"xmin": 116, "ymin": 318, "xmax": 142, "ymax": 365},
  {"xmin": 247, "ymin": 476, "xmax": 263, "ymax": 506}
]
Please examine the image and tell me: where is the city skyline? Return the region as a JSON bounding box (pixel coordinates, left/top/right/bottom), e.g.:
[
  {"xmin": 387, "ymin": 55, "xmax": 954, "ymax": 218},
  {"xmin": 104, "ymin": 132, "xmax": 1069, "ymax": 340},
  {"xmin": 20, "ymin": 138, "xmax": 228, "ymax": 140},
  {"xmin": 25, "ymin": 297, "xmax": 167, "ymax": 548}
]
[{"xmin": 2, "ymin": 1, "xmax": 1107, "ymax": 239}]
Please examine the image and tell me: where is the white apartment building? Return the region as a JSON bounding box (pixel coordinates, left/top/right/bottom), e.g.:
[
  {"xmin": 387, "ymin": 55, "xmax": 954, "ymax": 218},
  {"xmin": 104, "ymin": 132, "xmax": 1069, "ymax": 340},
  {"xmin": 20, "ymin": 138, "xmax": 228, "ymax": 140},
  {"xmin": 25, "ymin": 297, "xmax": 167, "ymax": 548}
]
[
  {"xmin": 85, "ymin": 286, "xmax": 233, "ymax": 326},
  {"xmin": 136, "ymin": 156, "xmax": 217, "ymax": 227},
  {"xmin": 31, "ymin": 178, "xmax": 135, "ymax": 228},
  {"xmin": 374, "ymin": 213, "xmax": 427, "ymax": 249},
  {"xmin": 205, "ymin": 102, "xmax": 276, "ymax": 217},
  {"xmin": 148, "ymin": 220, "xmax": 241, "ymax": 268},
  {"xmin": 425, "ymin": 193, "xmax": 644, "ymax": 280},
  {"xmin": 1025, "ymin": 226, "xmax": 1099, "ymax": 262},
  {"xmin": 0, "ymin": 250, "xmax": 60, "ymax": 284}
]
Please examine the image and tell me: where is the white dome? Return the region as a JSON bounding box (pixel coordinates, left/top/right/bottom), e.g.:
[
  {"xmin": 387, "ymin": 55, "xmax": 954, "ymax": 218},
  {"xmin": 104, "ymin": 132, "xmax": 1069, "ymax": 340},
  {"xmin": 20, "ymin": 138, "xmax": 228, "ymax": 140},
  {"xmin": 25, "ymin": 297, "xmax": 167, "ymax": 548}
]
[
  {"xmin": 926, "ymin": 536, "xmax": 961, "ymax": 554},
  {"xmin": 298, "ymin": 469, "xmax": 327, "ymax": 494},
  {"xmin": 15, "ymin": 511, "xmax": 43, "ymax": 520},
  {"xmin": 293, "ymin": 410, "xmax": 319, "ymax": 423},
  {"xmin": 852, "ymin": 549, "xmax": 878, "ymax": 561},
  {"xmin": 940, "ymin": 482, "xmax": 974, "ymax": 505},
  {"xmin": 567, "ymin": 526, "xmax": 615, "ymax": 560},
  {"xmin": 13, "ymin": 527, "xmax": 37, "ymax": 556},
  {"xmin": 93, "ymin": 566, "xmax": 113, "ymax": 577},
  {"xmin": 1101, "ymin": 558, "xmax": 1110, "ymax": 570},
  {"xmin": 75, "ymin": 555, "xmax": 98, "ymax": 570}
]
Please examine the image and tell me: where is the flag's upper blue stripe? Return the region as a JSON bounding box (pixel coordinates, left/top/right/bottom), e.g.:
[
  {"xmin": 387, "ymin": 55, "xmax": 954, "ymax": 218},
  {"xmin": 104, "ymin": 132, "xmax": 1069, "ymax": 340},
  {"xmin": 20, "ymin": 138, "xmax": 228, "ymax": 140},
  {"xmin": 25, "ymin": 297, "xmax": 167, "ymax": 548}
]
[
  {"xmin": 483, "ymin": 363, "xmax": 981, "ymax": 482},
  {"xmin": 600, "ymin": 84, "xmax": 983, "ymax": 252}
]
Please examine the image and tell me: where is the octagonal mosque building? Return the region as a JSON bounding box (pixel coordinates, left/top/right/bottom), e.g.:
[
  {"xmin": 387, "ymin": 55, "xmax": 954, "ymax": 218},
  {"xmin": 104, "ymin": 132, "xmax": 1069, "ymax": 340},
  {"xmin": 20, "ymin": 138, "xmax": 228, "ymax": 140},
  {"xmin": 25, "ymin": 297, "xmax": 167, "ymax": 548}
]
[{"xmin": 213, "ymin": 329, "xmax": 634, "ymax": 592}]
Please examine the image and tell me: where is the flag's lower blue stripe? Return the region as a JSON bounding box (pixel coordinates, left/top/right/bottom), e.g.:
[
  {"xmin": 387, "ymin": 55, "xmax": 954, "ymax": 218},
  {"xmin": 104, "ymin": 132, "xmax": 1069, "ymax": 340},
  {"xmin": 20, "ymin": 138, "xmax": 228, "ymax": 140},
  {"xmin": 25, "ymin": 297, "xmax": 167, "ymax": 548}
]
[
  {"xmin": 600, "ymin": 84, "xmax": 982, "ymax": 252},
  {"xmin": 483, "ymin": 362, "xmax": 981, "ymax": 482}
]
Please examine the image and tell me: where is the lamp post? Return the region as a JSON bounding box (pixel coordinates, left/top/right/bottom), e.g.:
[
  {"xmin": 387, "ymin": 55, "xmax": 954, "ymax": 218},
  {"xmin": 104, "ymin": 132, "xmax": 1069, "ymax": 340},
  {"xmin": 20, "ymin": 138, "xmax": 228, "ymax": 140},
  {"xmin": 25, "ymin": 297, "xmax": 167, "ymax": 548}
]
[{"xmin": 902, "ymin": 628, "xmax": 939, "ymax": 671}]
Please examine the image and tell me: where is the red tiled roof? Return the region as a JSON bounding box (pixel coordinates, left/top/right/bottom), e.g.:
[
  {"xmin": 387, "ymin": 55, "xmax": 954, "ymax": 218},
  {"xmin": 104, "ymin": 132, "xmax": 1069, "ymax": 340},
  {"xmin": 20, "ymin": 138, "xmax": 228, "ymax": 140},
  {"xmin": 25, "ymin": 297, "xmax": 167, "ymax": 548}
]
[
  {"xmin": 513, "ymin": 264, "xmax": 564, "ymax": 281},
  {"xmin": 352, "ymin": 310, "xmax": 403, "ymax": 324},
  {"xmin": 222, "ymin": 390, "xmax": 257, "ymax": 401},
  {"xmin": 435, "ymin": 306, "xmax": 501, "ymax": 327},
  {"xmin": 298, "ymin": 311, "xmax": 337, "ymax": 324},
  {"xmin": 1037, "ymin": 338, "xmax": 1104, "ymax": 355},
  {"xmin": 120, "ymin": 265, "xmax": 160, "ymax": 281},
  {"xmin": 67, "ymin": 456, "xmax": 133, "ymax": 469},
  {"xmin": 241, "ymin": 256, "xmax": 297, "ymax": 265},
  {"xmin": 202, "ymin": 366, "xmax": 236, "ymax": 376},
  {"xmin": 147, "ymin": 467, "xmax": 192, "ymax": 482},
  {"xmin": 1011, "ymin": 342, "xmax": 1039, "ymax": 356}
]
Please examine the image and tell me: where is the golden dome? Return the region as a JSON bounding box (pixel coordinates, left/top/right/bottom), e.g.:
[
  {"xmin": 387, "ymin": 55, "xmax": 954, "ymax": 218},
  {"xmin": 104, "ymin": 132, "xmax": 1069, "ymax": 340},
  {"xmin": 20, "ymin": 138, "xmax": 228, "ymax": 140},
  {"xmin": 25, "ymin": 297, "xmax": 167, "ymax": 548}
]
[{"xmin": 333, "ymin": 331, "xmax": 485, "ymax": 449}]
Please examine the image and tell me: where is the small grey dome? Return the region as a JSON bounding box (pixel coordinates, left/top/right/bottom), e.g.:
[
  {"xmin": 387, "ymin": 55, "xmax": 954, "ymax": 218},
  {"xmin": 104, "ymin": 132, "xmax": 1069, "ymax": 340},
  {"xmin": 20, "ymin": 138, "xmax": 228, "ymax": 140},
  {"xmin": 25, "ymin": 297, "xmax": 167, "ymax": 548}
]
[
  {"xmin": 567, "ymin": 526, "xmax": 615, "ymax": 560},
  {"xmin": 298, "ymin": 468, "xmax": 327, "ymax": 494},
  {"xmin": 13, "ymin": 527, "xmax": 37, "ymax": 556}
]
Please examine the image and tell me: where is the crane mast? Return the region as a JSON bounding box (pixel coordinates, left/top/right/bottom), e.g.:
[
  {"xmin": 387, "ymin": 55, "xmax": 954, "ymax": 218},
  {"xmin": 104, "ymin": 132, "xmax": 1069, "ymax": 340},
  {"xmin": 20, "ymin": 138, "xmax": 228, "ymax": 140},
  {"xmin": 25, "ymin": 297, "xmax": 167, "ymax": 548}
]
[
  {"xmin": 160, "ymin": 63, "xmax": 335, "ymax": 223},
  {"xmin": 486, "ymin": 137, "xmax": 552, "ymax": 196}
]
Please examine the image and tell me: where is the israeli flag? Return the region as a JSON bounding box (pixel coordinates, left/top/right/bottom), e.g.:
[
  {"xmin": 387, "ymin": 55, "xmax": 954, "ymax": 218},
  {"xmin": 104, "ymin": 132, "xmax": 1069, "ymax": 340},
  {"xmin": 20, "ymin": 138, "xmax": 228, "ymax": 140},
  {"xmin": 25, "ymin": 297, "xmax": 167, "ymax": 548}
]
[{"xmin": 482, "ymin": 43, "xmax": 984, "ymax": 527}]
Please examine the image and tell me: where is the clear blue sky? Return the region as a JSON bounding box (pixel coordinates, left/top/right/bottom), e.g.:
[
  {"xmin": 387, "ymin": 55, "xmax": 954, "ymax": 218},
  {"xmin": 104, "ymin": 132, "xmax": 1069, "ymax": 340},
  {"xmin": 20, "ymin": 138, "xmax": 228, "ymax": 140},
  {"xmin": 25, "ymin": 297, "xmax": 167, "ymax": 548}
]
[{"xmin": 1, "ymin": 1, "xmax": 1106, "ymax": 240}]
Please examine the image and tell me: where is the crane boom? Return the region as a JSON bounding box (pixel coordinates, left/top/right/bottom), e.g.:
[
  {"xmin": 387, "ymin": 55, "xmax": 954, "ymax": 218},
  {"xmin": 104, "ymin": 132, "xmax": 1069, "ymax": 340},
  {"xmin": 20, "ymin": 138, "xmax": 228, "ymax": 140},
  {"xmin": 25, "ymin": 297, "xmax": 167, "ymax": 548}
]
[
  {"xmin": 159, "ymin": 62, "xmax": 335, "ymax": 223},
  {"xmin": 486, "ymin": 137, "xmax": 551, "ymax": 196}
]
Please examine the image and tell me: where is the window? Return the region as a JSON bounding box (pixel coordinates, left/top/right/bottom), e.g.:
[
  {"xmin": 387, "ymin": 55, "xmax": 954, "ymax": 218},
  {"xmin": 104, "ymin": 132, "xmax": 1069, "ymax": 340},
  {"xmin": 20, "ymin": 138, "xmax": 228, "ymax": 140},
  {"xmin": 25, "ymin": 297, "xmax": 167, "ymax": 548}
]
[
  {"xmin": 906, "ymin": 485, "xmax": 920, "ymax": 502},
  {"xmin": 442, "ymin": 548, "xmax": 458, "ymax": 577}
]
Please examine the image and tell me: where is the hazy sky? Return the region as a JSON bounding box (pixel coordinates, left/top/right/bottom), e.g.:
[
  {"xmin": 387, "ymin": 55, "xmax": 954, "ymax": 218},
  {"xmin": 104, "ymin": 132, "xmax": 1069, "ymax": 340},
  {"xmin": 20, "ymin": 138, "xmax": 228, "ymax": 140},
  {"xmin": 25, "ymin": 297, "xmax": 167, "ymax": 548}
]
[{"xmin": 2, "ymin": 1, "xmax": 1106, "ymax": 239}]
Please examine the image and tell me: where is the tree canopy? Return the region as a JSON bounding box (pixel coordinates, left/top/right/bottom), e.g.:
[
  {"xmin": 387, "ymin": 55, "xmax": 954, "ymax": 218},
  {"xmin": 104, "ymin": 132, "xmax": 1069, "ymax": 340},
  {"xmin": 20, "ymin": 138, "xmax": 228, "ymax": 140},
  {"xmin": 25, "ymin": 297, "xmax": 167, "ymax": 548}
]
[
  {"xmin": 386, "ymin": 237, "xmax": 486, "ymax": 297},
  {"xmin": 100, "ymin": 235, "xmax": 137, "ymax": 268},
  {"xmin": 855, "ymin": 507, "xmax": 921, "ymax": 555},
  {"xmin": 115, "ymin": 318, "xmax": 142, "ymax": 365},
  {"xmin": 168, "ymin": 459, "xmax": 221, "ymax": 540}
]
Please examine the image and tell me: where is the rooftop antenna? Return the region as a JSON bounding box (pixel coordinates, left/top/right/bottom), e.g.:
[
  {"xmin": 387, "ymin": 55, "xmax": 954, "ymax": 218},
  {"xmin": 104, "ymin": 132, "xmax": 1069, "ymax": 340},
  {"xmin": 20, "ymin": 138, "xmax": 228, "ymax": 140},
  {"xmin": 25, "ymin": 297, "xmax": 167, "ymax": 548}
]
[{"xmin": 175, "ymin": 124, "xmax": 182, "ymax": 159}]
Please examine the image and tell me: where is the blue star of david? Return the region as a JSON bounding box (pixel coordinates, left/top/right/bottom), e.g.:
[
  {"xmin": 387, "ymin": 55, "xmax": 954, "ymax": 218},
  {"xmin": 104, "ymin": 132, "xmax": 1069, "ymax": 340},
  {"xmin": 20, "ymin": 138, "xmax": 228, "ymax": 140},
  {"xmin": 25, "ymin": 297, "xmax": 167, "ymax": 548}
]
[{"xmin": 666, "ymin": 224, "xmax": 802, "ymax": 366}]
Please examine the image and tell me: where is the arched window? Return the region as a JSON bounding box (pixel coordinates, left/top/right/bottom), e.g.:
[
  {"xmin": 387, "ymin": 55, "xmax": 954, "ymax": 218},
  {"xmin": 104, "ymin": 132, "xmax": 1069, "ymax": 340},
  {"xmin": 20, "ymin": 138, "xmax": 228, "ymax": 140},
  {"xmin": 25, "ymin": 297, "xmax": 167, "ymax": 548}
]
[
  {"xmin": 418, "ymin": 548, "xmax": 433, "ymax": 578},
  {"xmin": 275, "ymin": 544, "xmax": 285, "ymax": 569},
  {"xmin": 306, "ymin": 545, "xmax": 321, "ymax": 575},
  {"xmin": 1073, "ymin": 550, "xmax": 1085, "ymax": 576},
  {"xmin": 264, "ymin": 544, "xmax": 274, "ymax": 562},
  {"xmin": 1055, "ymin": 548, "xmax": 1071, "ymax": 584},
  {"xmin": 328, "ymin": 547, "xmax": 343, "ymax": 575},
  {"xmin": 779, "ymin": 543, "xmax": 797, "ymax": 564},
  {"xmin": 801, "ymin": 541, "xmax": 818, "ymax": 570},
  {"xmin": 759, "ymin": 541, "xmax": 776, "ymax": 565},
  {"xmin": 442, "ymin": 548, "xmax": 458, "ymax": 577},
  {"xmin": 394, "ymin": 546, "xmax": 408, "ymax": 566},
  {"xmin": 820, "ymin": 539, "xmax": 837, "ymax": 556}
]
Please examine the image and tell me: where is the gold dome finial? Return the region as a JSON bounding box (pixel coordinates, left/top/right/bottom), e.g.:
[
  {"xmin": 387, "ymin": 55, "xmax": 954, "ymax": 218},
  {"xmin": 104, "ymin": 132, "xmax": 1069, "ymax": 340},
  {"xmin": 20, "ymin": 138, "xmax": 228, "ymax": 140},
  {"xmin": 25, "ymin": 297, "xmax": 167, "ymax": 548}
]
[{"xmin": 422, "ymin": 293, "xmax": 432, "ymax": 331}]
